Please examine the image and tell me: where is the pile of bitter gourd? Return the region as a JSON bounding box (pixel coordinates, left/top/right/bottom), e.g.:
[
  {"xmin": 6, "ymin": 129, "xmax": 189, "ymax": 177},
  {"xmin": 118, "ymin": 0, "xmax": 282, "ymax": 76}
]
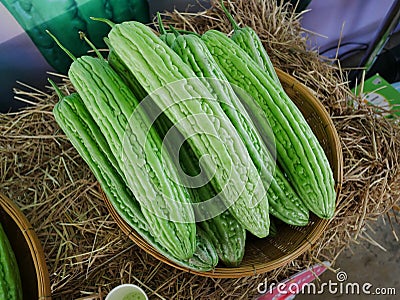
[{"xmin": 51, "ymin": 4, "xmax": 335, "ymax": 270}]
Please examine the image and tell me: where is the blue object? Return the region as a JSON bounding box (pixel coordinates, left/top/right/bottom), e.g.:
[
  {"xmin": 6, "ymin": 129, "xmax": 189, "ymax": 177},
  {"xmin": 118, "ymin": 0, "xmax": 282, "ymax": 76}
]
[{"xmin": 392, "ymin": 81, "xmax": 400, "ymax": 91}]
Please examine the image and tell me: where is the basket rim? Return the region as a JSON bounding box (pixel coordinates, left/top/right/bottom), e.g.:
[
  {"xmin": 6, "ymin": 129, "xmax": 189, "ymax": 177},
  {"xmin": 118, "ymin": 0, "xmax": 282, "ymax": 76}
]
[
  {"xmin": 0, "ymin": 192, "xmax": 52, "ymax": 299},
  {"xmin": 102, "ymin": 68, "xmax": 344, "ymax": 278}
]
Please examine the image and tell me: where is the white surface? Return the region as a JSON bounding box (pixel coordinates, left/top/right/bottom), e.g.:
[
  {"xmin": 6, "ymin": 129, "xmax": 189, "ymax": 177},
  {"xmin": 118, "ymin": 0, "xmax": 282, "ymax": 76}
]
[{"xmin": 105, "ymin": 284, "xmax": 148, "ymax": 300}]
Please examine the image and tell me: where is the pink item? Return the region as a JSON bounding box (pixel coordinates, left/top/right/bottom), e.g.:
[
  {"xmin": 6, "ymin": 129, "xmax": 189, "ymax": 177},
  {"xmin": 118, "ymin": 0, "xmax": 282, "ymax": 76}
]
[{"xmin": 257, "ymin": 262, "xmax": 330, "ymax": 300}]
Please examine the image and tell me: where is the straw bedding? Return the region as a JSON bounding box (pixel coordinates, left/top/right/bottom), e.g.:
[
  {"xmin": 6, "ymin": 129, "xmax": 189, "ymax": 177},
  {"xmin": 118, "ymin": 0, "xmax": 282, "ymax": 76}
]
[{"xmin": 1, "ymin": 1, "xmax": 399, "ymax": 299}]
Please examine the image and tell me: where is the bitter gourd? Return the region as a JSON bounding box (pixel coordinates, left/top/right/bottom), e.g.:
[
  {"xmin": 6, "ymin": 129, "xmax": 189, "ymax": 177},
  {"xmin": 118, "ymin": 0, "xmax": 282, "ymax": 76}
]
[
  {"xmin": 52, "ymin": 89, "xmax": 217, "ymax": 271},
  {"xmin": 202, "ymin": 30, "xmax": 336, "ymax": 219}
]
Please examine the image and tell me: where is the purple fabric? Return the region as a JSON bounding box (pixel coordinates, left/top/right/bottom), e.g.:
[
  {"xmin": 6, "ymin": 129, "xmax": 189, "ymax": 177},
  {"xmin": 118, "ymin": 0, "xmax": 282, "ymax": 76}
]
[{"xmin": 300, "ymin": 0, "xmax": 396, "ymax": 58}]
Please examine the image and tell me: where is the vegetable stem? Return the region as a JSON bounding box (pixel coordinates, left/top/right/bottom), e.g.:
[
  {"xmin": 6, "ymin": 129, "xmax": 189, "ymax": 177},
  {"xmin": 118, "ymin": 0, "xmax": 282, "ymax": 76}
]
[
  {"xmin": 168, "ymin": 29, "xmax": 201, "ymax": 37},
  {"xmin": 46, "ymin": 30, "xmax": 76, "ymax": 61},
  {"xmin": 220, "ymin": 0, "xmax": 240, "ymax": 31},
  {"xmin": 168, "ymin": 25, "xmax": 181, "ymax": 37},
  {"xmin": 79, "ymin": 31, "xmax": 104, "ymax": 60},
  {"xmin": 48, "ymin": 79, "xmax": 65, "ymax": 100},
  {"xmin": 157, "ymin": 12, "xmax": 167, "ymax": 35},
  {"xmin": 90, "ymin": 17, "xmax": 115, "ymax": 28}
]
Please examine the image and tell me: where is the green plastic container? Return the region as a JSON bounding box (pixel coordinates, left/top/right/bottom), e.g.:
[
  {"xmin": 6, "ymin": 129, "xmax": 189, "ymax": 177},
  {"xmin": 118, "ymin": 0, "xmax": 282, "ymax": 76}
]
[{"xmin": 1, "ymin": 0, "xmax": 150, "ymax": 73}]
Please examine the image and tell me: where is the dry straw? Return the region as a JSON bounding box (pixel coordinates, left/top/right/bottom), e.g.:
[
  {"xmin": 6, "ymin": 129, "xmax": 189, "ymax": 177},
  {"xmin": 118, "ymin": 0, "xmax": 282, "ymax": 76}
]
[{"xmin": 0, "ymin": 0, "xmax": 399, "ymax": 299}]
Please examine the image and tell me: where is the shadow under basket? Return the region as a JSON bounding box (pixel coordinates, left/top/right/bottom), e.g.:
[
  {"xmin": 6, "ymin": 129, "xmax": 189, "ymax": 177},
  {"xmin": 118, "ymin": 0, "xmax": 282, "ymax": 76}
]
[
  {"xmin": 0, "ymin": 192, "xmax": 52, "ymax": 298},
  {"xmin": 102, "ymin": 69, "xmax": 344, "ymax": 278}
]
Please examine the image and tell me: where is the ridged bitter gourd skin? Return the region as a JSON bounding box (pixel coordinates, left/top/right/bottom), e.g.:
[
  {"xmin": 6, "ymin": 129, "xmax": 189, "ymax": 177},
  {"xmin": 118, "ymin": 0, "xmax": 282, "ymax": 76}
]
[{"xmin": 202, "ymin": 30, "xmax": 335, "ymax": 219}]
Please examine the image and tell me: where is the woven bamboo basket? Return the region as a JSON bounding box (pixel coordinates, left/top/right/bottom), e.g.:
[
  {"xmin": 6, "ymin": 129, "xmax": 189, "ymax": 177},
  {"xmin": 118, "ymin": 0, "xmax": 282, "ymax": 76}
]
[
  {"xmin": 103, "ymin": 69, "xmax": 343, "ymax": 278},
  {"xmin": 0, "ymin": 192, "xmax": 52, "ymax": 299}
]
